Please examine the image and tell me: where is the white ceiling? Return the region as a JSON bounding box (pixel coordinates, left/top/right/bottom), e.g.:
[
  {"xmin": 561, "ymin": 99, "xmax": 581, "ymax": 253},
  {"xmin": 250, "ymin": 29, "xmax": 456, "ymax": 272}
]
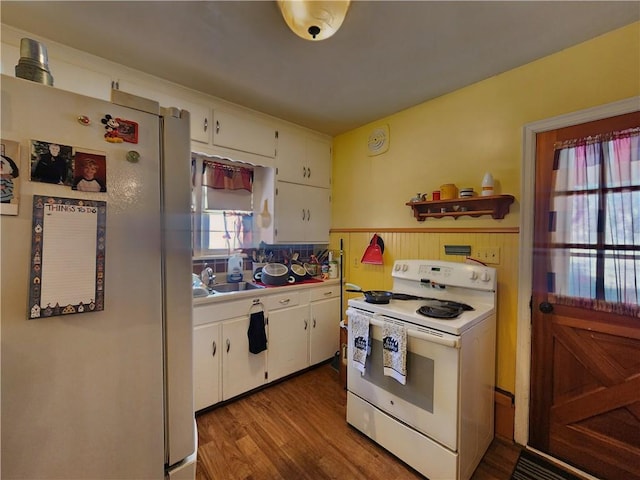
[{"xmin": 1, "ymin": 1, "xmax": 638, "ymax": 136}]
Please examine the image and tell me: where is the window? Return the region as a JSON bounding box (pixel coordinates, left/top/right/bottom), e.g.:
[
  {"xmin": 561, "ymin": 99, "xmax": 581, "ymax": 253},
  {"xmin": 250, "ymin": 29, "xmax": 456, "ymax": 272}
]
[
  {"xmin": 192, "ymin": 154, "xmax": 254, "ymax": 256},
  {"xmin": 548, "ymin": 128, "xmax": 640, "ymax": 316}
]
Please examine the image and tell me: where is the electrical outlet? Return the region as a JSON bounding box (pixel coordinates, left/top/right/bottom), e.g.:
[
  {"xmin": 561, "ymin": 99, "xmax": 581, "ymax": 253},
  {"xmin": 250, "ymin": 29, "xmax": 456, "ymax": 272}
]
[{"xmin": 475, "ymin": 247, "xmax": 500, "ymax": 264}]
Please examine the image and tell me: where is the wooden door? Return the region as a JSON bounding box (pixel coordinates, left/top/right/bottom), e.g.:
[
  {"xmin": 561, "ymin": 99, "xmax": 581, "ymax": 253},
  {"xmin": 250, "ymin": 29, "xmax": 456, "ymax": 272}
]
[{"xmin": 530, "ymin": 112, "xmax": 640, "ymax": 479}]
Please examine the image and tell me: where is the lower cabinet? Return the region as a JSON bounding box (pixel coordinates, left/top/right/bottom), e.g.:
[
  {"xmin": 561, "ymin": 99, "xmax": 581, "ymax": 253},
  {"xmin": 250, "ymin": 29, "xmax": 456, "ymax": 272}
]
[
  {"xmin": 309, "ymin": 287, "xmax": 341, "ymax": 365},
  {"xmin": 193, "ymin": 322, "xmax": 221, "ymax": 411},
  {"xmin": 193, "ymin": 283, "xmax": 340, "ymax": 412},
  {"xmin": 221, "ymin": 315, "xmax": 267, "ymax": 401},
  {"xmin": 267, "ymin": 304, "xmax": 309, "ymax": 382}
]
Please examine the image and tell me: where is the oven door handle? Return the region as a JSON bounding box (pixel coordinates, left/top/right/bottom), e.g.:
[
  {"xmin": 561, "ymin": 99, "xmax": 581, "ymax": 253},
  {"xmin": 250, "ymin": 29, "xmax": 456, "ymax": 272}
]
[{"xmin": 369, "ymin": 315, "xmax": 460, "ymax": 348}]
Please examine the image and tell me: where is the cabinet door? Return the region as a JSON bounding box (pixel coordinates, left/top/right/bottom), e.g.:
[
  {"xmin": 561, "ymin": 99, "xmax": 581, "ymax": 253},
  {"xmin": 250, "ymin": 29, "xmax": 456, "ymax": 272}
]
[
  {"xmin": 221, "ymin": 316, "xmax": 266, "ymax": 401},
  {"xmin": 274, "ymin": 181, "xmax": 307, "ymax": 243},
  {"xmin": 304, "ymin": 185, "xmax": 331, "ymax": 243},
  {"xmin": 276, "ymin": 129, "xmax": 331, "ymax": 189},
  {"xmin": 304, "ymin": 136, "xmax": 332, "ymax": 189},
  {"xmin": 309, "ymin": 297, "xmax": 340, "ymax": 365},
  {"xmin": 276, "ymin": 128, "xmax": 307, "ymax": 184},
  {"xmin": 267, "ymin": 304, "xmax": 309, "ymax": 382},
  {"xmin": 185, "ymin": 102, "xmax": 212, "ymax": 144},
  {"xmin": 274, "ymin": 182, "xmax": 330, "ymax": 243},
  {"xmin": 51, "ymin": 57, "xmax": 112, "ymax": 100},
  {"xmin": 213, "ymin": 109, "xmax": 276, "ymax": 158},
  {"xmin": 193, "ymin": 322, "xmax": 221, "ymax": 411}
]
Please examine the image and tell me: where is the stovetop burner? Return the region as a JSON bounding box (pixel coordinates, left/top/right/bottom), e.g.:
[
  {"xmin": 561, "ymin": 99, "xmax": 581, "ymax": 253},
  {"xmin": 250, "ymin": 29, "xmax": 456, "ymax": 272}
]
[{"xmin": 416, "ymin": 299, "xmax": 475, "ymax": 319}]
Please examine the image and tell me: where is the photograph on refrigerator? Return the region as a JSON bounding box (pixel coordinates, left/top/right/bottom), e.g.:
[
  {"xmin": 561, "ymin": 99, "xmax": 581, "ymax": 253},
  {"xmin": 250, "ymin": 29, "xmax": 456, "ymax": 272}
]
[
  {"xmin": 1, "ymin": 138, "xmax": 21, "ymax": 215},
  {"xmin": 30, "ymin": 139, "xmax": 73, "ymax": 185},
  {"xmin": 29, "ymin": 195, "xmax": 106, "ymax": 319},
  {"xmin": 72, "ymin": 150, "xmax": 107, "ymax": 192}
]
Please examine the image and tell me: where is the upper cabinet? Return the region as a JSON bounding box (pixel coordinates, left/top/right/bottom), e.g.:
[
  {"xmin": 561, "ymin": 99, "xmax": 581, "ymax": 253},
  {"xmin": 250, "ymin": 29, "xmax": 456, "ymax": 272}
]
[
  {"xmin": 274, "ymin": 182, "xmax": 331, "ymax": 244},
  {"xmin": 276, "ymin": 128, "xmax": 332, "ymax": 189},
  {"xmin": 191, "ymin": 106, "xmax": 277, "ymax": 162},
  {"xmin": 213, "ymin": 109, "xmax": 277, "ymax": 159}
]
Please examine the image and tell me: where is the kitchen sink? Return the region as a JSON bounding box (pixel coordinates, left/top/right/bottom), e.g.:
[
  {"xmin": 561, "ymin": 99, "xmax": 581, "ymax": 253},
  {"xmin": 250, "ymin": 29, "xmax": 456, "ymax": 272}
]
[{"xmin": 210, "ymin": 282, "xmax": 265, "ymax": 294}]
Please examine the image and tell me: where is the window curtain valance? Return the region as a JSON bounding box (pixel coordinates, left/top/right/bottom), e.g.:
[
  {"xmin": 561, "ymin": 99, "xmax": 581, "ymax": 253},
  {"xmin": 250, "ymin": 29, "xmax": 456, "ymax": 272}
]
[
  {"xmin": 202, "ymin": 159, "xmax": 253, "ymax": 192},
  {"xmin": 198, "ymin": 156, "xmax": 254, "ymax": 211}
]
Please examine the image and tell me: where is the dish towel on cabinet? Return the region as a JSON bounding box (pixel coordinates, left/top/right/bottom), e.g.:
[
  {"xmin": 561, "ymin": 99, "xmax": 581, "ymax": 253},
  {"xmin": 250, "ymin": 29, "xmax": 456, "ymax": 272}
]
[
  {"xmin": 382, "ymin": 320, "xmax": 407, "ymax": 385},
  {"xmin": 247, "ymin": 310, "xmax": 267, "ymax": 354},
  {"xmin": 347, "ymin": 308, "xmax": 370, "ymax": 374}
]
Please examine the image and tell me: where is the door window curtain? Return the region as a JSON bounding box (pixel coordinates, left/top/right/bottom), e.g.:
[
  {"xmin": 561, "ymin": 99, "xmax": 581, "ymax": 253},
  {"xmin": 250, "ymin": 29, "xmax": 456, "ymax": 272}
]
[{"xmin": 547, "ymin": 127, "xmax": 640, "ymax": 317}]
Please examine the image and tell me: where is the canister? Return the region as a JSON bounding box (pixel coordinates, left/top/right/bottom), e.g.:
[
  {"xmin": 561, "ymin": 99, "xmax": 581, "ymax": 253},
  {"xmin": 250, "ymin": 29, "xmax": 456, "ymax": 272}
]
[
  {"xmin": 440, "ymin": 184, "xmax": 458, "ymax": 200},
  {"xmin": 328, "ymin": 260, "xmax": 339, "ymax": 279}
]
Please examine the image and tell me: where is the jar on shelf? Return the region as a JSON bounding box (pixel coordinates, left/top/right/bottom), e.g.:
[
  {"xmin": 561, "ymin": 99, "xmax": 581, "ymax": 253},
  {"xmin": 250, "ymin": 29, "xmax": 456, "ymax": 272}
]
[{"xmin": 440, "ymin": 184, "xmax": 458, "ymax": 200}]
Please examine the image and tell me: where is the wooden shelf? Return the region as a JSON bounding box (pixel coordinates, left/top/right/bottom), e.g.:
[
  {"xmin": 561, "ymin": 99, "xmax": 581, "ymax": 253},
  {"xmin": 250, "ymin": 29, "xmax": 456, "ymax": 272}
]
[{"xmin": 406, "ymin": 195, "xmax": 515, "ymax": 221}]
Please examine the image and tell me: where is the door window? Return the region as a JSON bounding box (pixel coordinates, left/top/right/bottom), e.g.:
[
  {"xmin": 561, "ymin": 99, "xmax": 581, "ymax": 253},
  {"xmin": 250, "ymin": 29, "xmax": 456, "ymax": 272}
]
[{"xmin": 548, "ymin": 128, "xmax": 640, "ymax": 317}]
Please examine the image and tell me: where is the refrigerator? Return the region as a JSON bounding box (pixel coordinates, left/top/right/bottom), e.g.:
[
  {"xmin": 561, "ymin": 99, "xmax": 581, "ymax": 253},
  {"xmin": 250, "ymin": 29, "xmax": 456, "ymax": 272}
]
[{"xmin": 1, "ymin": 74, "xmax": 196, "ymax": 479}]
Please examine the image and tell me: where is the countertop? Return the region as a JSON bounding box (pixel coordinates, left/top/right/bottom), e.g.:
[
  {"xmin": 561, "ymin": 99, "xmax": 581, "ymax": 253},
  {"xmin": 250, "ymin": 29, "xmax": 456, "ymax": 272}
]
[{"xmin": 192, "ymin": 278, "xmax": 341, "ymax": 306}]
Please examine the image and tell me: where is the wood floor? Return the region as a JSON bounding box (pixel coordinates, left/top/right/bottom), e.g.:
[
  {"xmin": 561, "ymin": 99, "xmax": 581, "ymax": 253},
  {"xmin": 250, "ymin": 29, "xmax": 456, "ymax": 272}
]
[{"xmin": 196, "ymin": 363, "xmax": 522, "ymax": 480}]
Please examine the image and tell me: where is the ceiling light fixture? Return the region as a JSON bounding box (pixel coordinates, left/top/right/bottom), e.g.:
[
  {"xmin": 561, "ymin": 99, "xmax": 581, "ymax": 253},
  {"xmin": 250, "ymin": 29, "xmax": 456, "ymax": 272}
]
[{"xmin": 277, "ymin": 0, "xmax": 351, "ymax": 41}]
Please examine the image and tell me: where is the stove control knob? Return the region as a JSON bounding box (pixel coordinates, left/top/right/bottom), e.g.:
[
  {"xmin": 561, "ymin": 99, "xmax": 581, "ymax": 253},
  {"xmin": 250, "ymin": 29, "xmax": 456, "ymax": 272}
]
[
  {"xmin": 469, "ymin": 270, "xmax": 478, "ymax": 280},
  {"xmin": 402, "ymin": 264, "xmax": 409, "ymax": 272},
  {"xmin": 480, "ymin": 271, "xmax": 491, "ymax": 282},
  {"xmin": 394, "ymin": 264, "xmax": 401, "ymax": 271}
]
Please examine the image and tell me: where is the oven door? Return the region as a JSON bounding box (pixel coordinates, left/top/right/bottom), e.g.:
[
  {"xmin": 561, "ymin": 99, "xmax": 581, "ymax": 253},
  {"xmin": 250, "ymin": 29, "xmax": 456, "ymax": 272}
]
[{"xmin": 347, "ymin": 309, "xmax": 460, "ymax": 451}]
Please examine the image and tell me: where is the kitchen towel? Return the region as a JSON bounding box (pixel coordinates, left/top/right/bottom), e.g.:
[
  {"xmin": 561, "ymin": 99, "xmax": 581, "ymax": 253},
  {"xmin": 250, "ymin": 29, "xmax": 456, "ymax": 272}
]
[
  {"xmin": 347, "ymin": 308, "xmax": 370, "ymax": 374},
  {"xmin": 382, "ymin": 320, "xmax": 407, "ymax": 385},
  {"xmin": 247, "ymin": 310, "xmax": 267, "ymax": 354}
]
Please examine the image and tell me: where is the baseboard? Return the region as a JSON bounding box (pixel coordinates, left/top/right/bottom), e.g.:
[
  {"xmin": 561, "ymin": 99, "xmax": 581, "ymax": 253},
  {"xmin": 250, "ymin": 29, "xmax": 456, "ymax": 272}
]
[{"xmin": 495, "ymin": 388, "xmax": 515, "ymax": 441}]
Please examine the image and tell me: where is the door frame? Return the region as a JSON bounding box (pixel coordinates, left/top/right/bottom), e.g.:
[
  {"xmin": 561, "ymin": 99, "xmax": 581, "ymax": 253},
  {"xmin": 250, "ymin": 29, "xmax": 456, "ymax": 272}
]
[{"xmin": 514, "ymin": 95, "xmax": 640, "ymax": 446}]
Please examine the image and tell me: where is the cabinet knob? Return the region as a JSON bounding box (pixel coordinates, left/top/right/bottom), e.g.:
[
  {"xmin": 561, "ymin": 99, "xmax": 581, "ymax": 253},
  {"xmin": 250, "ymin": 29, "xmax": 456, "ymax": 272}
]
[
  {"xmin": 204, "ymin": 117, "xmax": 208, "ymax": 132},
  {"xmin": 304, "ymin": 319, "xmax": 308, "ymax": 330},
  {"xmin": 212, "ymin": 340, "xmax": 217, "ymax": 357},
  {"xmin": 307, "ymin": 209, "xmax": 311, "ymax": 221},
  {"xmin": 216, "ymin": 120, "xmax": 220, "ymax": 134},
  {"xmin": 307, "ymin": 167, "xmax": 311, "ymax": 178},
  {"xmin": 302, "ymin": 209, "xmax": 306, "ymax": 221},
  {"xmin": 226, "ymin": 338, "xmax": 231, "ymax": 353},
  {"xmin": 303, "ymin": 166, "xmax": 307, "ymax": 178},
  {"xmin": 313, "ymin": 318, "xmax": 316, "ymax": 328}
]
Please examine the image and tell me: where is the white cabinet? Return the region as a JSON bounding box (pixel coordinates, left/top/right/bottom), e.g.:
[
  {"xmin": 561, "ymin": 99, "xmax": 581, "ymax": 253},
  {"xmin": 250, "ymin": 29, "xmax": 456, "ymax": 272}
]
[
  {"xmin": 267, "ymin": 304, "xmax": 309, "ymax": 382},
  {"xmin": 192, "ymin": 283, "xmax": 338, "ymax": 410},
  {"xmin": 267, "ymin": 285, "xmax": 340, "ymax": 381},
  {"xmin": 274, "ymin": 182, "xmax": 331, "ymax": 243},
  {"xmin": 221, "ymin": 315, "xmax": 267, "ymax": 401},
  {"xmin": 271, "ymin": 128, "xmax": 332, "ymax": 244},
  {"xmin": 191, "ymin": 106, "xmax": 277, "ymax": 159},
  {"xmin": 276, "ymin": 129, "xmax": 331, "ymax": 188},
  {"xmin": 309, "ymin": 286, "xmax": 341, "ymax": 365},
  {"xmin": 193, "ymin": 322, "xmax": 221, "ymax": 411},
  {"xmin": 193, "ymin": 296, "xmax": 268, "ymax": 410},
  {"xmin": 213, "ymin": 109, "xmax": 276, "ymax": 159}
]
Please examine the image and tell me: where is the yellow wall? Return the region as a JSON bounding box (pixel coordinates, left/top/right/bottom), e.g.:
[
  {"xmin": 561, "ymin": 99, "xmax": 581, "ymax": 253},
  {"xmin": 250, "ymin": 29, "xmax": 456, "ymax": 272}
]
[{"xmin": 330, "ymin": 23, "xmax": 640, "ymax": 394}]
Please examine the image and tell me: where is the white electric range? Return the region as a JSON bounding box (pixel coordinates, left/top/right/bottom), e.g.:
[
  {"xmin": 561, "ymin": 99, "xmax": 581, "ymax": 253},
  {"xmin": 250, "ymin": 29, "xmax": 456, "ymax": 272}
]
[{"xmin": 346, "ymin": 259, "xmax": 497, "ymax": 480}]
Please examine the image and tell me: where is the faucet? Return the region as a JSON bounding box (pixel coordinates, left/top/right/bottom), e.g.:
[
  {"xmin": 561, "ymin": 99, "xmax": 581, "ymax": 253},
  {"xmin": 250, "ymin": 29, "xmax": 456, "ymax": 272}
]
[{"xmin": 200, "ymin": 265, "xmax": 215, "ymax": 288}]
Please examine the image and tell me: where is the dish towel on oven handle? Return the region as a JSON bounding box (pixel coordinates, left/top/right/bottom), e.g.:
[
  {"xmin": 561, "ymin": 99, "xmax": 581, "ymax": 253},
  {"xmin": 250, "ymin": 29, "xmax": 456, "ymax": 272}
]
[
  {"xmin": 347, "ymin": 308, "xmax": 371, "ymax": 374},
  {"xmin": 382, "ymin": 319, "xmax": 407, "ymax": 385}
]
